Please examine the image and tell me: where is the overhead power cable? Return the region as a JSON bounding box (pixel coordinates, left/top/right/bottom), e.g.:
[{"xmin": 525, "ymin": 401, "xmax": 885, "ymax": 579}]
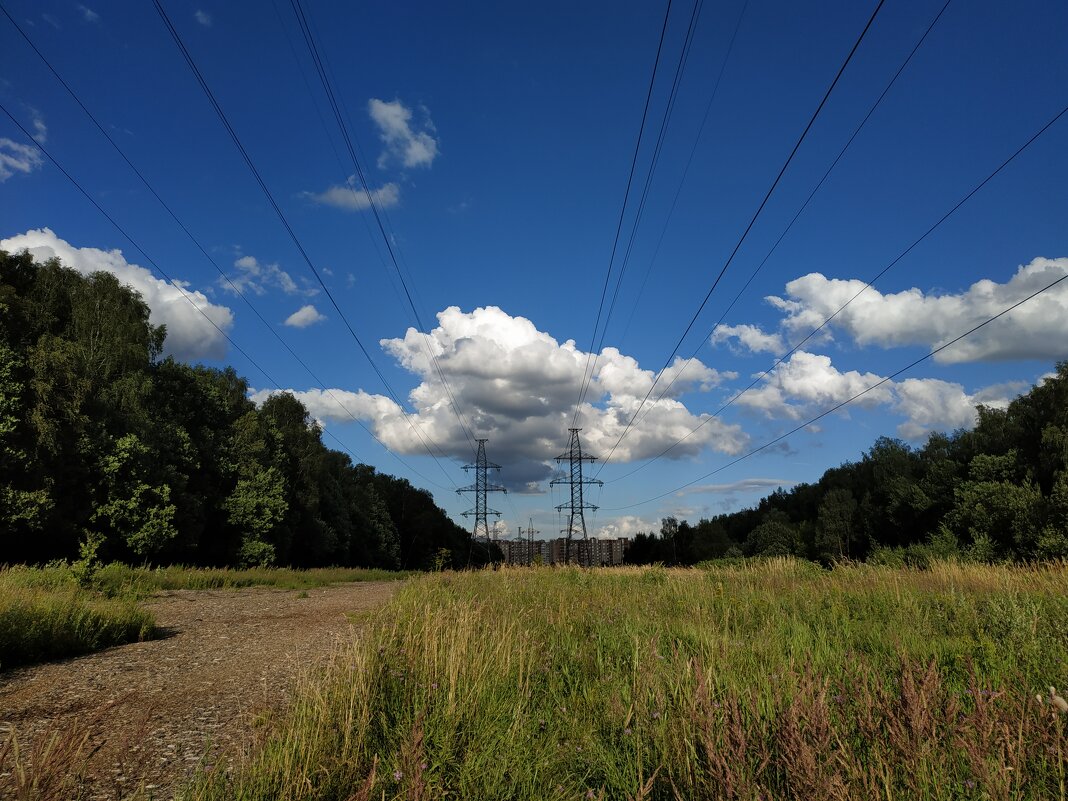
[
  {"xmin": 604, "ymin": 260, "xmax": 1068, "ymax": 510},
  {"xmin": 595, "ymin": 0, "xmax": 706, "ymax": 355},
  {"xmin": 0, "ymin": 2, "xmax": 454, "ymax": 492},
  {"xmin": 570, "ymin": 0, "xmax": 676, "ymax": 427},
  {"xmin": 590, "ymin": 0, "xmax": 886, "ymax": 472},
  {"xmin": 598, "ymin": 0, "xmax": 952, "ymax": 477},
  {"xmin": 0, "ymin": 105, "xmax": 387, "ymax": 475},
  {"xmin": 286, "ymin": 0, "xmax": 479, "ymax": 456},
  {"xmin": 618, "ymin": 0, "xmax": 750, "ymax": 346},
  {"xmin": 152, "ymin": 0, "xmax": 458, "ymax": 481},
  {"xmin": 604, "ymin": 98, "xmax": 1068, "ymax": 485}
]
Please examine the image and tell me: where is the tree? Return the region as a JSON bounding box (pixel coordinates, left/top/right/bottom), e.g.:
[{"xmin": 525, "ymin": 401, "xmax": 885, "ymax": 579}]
[
  {"xmin": 815, "ymin": 488, "xmax": 857, "ymax": 562},
  {"xmin": 745, "ymin": 512, "xmax": 800, "ymax": 557}
]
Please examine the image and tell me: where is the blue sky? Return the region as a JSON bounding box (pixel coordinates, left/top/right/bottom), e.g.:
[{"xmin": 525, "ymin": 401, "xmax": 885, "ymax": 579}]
[{"xmin": 2, "ymin": 0, "xmax": 1066, "ymax": 540}]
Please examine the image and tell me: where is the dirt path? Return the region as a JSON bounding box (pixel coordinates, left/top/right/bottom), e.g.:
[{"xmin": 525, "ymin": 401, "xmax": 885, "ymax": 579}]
[{"xmin": 0, "ymin": 581, "xmax": 399, "ymax": 800}]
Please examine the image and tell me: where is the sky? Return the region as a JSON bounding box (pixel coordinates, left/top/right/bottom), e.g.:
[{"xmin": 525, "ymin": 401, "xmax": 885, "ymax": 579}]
[{"xmin": 1, "ymin": 0, "xmax": 1066, "ymax": 541}]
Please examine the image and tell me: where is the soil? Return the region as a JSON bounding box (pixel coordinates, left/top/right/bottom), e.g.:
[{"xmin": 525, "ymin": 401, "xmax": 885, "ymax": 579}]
[{"xmin": 0, "ymin": 581, "xmax": 399, "ymax": 800}]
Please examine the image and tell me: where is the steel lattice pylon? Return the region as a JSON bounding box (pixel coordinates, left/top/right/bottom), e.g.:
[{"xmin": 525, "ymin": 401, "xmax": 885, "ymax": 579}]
[
  {"xmin": 457, "ymin": 439, "xmax": 507, "ymax": 542},
  {"xmin": 550, "ymin": 428, "xmax": 603, "ymax": 565}
]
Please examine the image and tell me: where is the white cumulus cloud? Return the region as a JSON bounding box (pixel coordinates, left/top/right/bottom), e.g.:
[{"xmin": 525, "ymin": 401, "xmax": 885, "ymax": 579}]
[
  {"xmin": 0, "ymin": 228, "xmax": 233, "ymax": 360},
  {"xmin": 767, "ymin": 257, "xmax": 1068, "ymax": 363},
  {"xmin": 595, "ymin": 515, "xmax": 661, "ymax": 540},
  {"xmin": 251, "ymin": 306, "xmax": 746, "ymax": 489},
  {"xmin": 194, "ymin": 10, "xmax": 211, "ymax": 26},
  {"xmin": 368, "ymin": 98, "xmax": 439, "ymax": 169},
  {"xmin": 0, "ymin": 138, "xmax": 43, "ymax": 181},
  {"xmin": 284, "ymin": 304, "xmax": 326, "ymax": 328},
  {"xmin": 306, "ymin": 179, "xmax": 400, "ymax": 212},
  {"xmin": 733, "ymin": 348, "xmax": 1030, "ymax": 441},
  {"xmin": 735, "ymin": 351, "xmax": 893, "ymax": 420},
  {"xmin": 711, "ymin": 323, "xmax": 785, "ymax": 355}
]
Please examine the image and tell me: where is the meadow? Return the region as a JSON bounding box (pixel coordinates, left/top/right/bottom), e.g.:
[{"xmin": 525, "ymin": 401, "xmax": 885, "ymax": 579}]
[
  {"xmin": 0, "ymin": 562, "xmax": 409, "ymax": 669},
  {"xmin": 184, "ymin": 560, "xmax": 1068, "ymax": 801}
]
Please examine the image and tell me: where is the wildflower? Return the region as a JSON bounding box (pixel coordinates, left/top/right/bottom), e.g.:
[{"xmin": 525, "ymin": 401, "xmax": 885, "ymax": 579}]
[
  {"xmin": 393, "ymin": 770, "xmax": 403, "ymax": 781},
  {"xmin": 624, "ymin": 727, "xmax": 632, "ymax": 735},
  {"xmin": 420, "ymin": 762, "xmax": 428, "ymax": 771},
  {"xmin": 833, "ymin": 694, "xmax": 845, "ymax": 704},
  {"xmin": 586, "ymin": 790, "xmax": 595, "ymax": 799},
  {"xmin": 965, "ymin": 780, "xmax": 976, "ymax": 789},
  {"xmin": 652, "ymin": 711, "xmax": 661, "ymax": 720},
  {"xmin": 431, "ymin": 682, "xmax": 439, "ymax": 690}
]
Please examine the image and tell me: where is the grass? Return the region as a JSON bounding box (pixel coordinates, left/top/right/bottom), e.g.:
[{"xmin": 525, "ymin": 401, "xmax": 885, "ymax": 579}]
[
  {"xmin": 0, "ymin": 566, "xmax": 155, "ymax": 670},
  {"xmin": 89, "ymin": 563, "xmax": 411, "ymax": 597},
  {"xmin": 182, "ymin": 559, "xmax": 1068, "ymax": 801},
  {"xmin": 0, "ymin": 562, "xmax": 409, "ymax": 670}
]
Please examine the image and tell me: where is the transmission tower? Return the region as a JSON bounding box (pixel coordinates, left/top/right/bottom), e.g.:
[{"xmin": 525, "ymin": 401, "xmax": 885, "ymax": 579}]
[
  {"xmin": 550, "ymin": 428, "xmax": 602, "ymax": 565},
  {"xmin": 519, "ymin": 517, "xmax": 540, "ymax": 565},
  {"xmin": 458, "ymin": 440, "xmax": 507, "ymax": 544}
]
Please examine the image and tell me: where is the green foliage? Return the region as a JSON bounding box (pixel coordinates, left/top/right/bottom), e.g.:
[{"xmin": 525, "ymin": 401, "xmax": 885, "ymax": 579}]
[
  {"xmin": 0, "ymin": 249, "xmax": 478, "ymax": 571},
  {"xmin": 624, "ymin": 363, "xmax": 1068, "ymax": 566},
  {"xmin": 745, "ymin": 512, "xmax": 801, "ymax": 557}
]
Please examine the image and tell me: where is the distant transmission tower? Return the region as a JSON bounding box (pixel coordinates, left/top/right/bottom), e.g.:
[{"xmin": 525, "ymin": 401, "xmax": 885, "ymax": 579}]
[
  {"xmin": 520, "ymin": 517, "xmax": 540, "ymax": 565},
  {"xmin": 550, "ymin": 428, "xmax": 602, "ymax": 565},
  {"xmin": 458, "ymin": 440, "xmax": 507, "ymax": 545}
]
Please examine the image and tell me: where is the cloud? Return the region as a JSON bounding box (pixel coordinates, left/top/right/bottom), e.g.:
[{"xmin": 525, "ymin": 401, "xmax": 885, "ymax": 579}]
[
  {"xmin": 78, "ymin": 5, "xmax": 99, "ymax": 22},
  {"xmin": 0, "ymin": 137, "xmax": 43, "ymax": 181},
  {"xmin": 711, "ymin": 323, "xmax": 785, "ymax": 355},
  {"xmin": 733, "ymin": 348, "xmax": 1029, "ymax": 441},
  {"xmin": 30, "ymin": 112, "xmax": 47, "ymax": 144},
  {"xmin": 306, "ymin": 179, "xmax": 400, "ymax": 212},
  {"xmin": 284, "ymin": 304, "xmax": 326, "ymax": 328},
  {"xmin": 220, "ymin": 254, "xmax": 313, "ymax": 297},
  {"xmin": 251, "ymin": 306, "xmax": 746, "ymax": 489},
  {"xmin": 595, "ymin": 516, "xmax": 661, "ymax": 540},
  {"xmin": 675, "ymin": 478, "xmax": 796, "ymax": 497},
  {"xmin": 767, "ymin": 257, "xmax": 1068, "ymax": 363},
  {"xmin": 0, "ymin": 228, "xmax": 233, "ymax": 360},
  {"xmin": 892, "ymin": 377, "xmax": 1021, "ymax": 439},
  {"xmin": 194, "ymin": 10, "xmax": 211, "ymax": 26},
  {"xmin": 735, "ymin": 351, "xmax": 893, "ymax": 420},
  {"xmin": 368, "ymin": 98, "xmax": 439, "ymax": 169}
]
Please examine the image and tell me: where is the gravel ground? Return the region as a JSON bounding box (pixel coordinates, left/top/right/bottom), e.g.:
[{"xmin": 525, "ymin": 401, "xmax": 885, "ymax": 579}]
[{"xmin": 0, "ymin": 581, "xmax": 399, "ymax": 800}]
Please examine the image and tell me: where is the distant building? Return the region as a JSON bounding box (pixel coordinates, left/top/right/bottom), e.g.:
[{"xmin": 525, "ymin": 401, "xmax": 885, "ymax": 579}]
[{"xmin": 496, "ymin": 536, "xmax": 630, "ymax": 566}]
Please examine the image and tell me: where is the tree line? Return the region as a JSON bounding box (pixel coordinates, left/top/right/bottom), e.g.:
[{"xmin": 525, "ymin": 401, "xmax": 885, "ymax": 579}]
[
  {"xmin": 627, "ymin": 362, "xmax": 1068, "ymax": 566},
  {"xmin": 1, "ymin": 249, "xmax": 485, "ymax": 570}
]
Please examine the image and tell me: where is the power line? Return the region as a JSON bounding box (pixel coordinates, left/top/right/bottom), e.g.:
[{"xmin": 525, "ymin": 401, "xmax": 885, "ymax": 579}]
[
  {"xmin": 595, "ymin": 0, "xmax": 706, "ymax": 354},
  {"xmin": 598, "ymin": 0, "xmax": 952, "ymax": 477},
  {"xmin": 570, "ymin": 0, "xmax": 676, "ymax": 427},
  {"xmin": 0, "ymin": 2, "xmax": 454, "ymax": 492},
  {"xmin": 285, "ymin": 0, "xmax": 479, "ymax": 456},
  {"xmin": 593, "ymin": 0, "xmax": 886, "ymax": 463},
  {"xmin": 604, "ymin": 98, "xmax": 1068, "ymax": 485},
  {"xmin": 604, "ymin": 260, "xmax": 1068, "ymax": 511},
  {"xmin": 618, "ymin": 0, "xmax": 750, "ymax": 346},
  {"xmin": 152, "ymin": 0, "xmax": 458, "ymax": 481}
]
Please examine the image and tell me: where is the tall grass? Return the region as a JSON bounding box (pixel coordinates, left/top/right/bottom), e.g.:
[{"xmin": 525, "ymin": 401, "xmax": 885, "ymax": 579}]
[
  {"xmin": 89, "ymin": 563, "xmax": 411, "ymax": 598},
  {"xmin": 0, "ymin": 562, "xmax": 408, "ymax": 670},
  {"xmin": 184, "ymin": 560, "xmax": 1068, "ymax": 800},
  {"xmin": 0, "ymin": 566, "xmax": 154, "ymax": 669}
]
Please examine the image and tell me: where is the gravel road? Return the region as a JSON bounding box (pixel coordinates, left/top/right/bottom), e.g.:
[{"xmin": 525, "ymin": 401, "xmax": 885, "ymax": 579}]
[{"xmin": 0, "ymin": 581, "xmax": 399, "ymax": 800}]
